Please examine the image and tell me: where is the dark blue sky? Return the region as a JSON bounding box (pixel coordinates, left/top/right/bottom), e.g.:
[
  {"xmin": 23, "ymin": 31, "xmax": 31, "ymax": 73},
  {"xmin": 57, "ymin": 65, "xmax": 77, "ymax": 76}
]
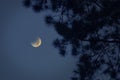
[{"xmin": 0, "ymin": 0, "xmax": 77, "ymax": 80}]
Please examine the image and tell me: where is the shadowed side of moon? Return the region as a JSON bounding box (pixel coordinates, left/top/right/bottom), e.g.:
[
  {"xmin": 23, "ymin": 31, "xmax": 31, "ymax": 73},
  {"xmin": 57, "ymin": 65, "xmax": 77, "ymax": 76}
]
[{"xmin": 31, "ymin": 37, "xmax": 42, "ymax": 48}]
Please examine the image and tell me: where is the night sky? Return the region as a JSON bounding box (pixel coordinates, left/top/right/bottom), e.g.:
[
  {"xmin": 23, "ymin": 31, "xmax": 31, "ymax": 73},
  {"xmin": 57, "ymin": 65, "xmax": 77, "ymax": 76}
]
[{"xmin": 0, "ymin": 0, "xmax": 77, "ymax": 80}]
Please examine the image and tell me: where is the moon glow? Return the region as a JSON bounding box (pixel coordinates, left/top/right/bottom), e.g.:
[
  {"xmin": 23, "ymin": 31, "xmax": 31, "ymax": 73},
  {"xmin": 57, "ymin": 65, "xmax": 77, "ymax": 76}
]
[{"xmin": 31, "ymin": 37, "xmax": 42, "ymax": 48}]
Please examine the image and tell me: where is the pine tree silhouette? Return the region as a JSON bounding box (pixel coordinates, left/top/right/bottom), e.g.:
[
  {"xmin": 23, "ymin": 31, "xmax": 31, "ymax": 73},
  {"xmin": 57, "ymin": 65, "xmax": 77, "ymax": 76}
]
[{"xmin": 23, "ymin": 0, "xmax": 120, "ymax": 80}]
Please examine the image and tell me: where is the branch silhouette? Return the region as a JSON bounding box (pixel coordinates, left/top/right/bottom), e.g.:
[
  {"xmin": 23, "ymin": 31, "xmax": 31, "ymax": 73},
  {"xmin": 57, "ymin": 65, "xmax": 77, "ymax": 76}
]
[{"xmin": 23, "ymin": 0, "xmax": 120, "ymax": 80}]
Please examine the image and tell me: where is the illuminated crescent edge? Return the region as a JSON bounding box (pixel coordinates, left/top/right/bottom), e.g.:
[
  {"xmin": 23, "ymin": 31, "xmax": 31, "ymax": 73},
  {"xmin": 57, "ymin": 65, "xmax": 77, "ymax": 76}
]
[{"xmin": 31, "ymin": 38, "xmax": 42, "ymax": 47}]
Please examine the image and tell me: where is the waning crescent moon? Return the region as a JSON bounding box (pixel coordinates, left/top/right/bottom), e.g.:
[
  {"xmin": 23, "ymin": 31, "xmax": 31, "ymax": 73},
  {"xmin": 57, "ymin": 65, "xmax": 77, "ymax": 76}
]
[{"xmin": 31, "ymin": 37, "xmax": 42, "ymax": 48}]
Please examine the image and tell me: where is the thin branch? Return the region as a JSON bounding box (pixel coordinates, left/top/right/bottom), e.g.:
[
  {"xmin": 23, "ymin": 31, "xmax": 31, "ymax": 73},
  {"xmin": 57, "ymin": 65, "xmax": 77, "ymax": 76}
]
[{"xmin": 80, "ymin": 39, "xmax": 120, "ymax": 43}]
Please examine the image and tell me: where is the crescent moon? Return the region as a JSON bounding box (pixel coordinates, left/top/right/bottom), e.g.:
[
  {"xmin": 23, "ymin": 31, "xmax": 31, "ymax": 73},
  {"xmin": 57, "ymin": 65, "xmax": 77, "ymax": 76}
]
[{"xmin": 31, "ymin": 37, "xmax": 42, "ymax": 48}]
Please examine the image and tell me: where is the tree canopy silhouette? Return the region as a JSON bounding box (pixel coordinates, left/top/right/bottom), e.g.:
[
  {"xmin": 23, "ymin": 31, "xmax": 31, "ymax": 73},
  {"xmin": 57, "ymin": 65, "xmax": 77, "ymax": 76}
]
[{"xmin": 23, "ymin": 0, "xmax": 120, "ymax": 80}]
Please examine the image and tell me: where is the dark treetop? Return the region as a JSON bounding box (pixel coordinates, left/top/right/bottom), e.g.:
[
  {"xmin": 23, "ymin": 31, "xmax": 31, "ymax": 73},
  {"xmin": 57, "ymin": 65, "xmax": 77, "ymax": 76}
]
[{"xmin": 23, "ymin": 0, "xmax": 120, "ymax": 80}]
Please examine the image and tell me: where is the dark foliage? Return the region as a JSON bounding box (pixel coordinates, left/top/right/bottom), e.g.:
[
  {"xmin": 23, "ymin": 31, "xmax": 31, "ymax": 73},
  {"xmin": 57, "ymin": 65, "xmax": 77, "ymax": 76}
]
[
  {"xmin": 23, "ymin": 0, "xmax": 120, "ymax": 80},
  {"xmin": 23, "ymin": 0, "xmax": 31, "ymax": 8}
]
